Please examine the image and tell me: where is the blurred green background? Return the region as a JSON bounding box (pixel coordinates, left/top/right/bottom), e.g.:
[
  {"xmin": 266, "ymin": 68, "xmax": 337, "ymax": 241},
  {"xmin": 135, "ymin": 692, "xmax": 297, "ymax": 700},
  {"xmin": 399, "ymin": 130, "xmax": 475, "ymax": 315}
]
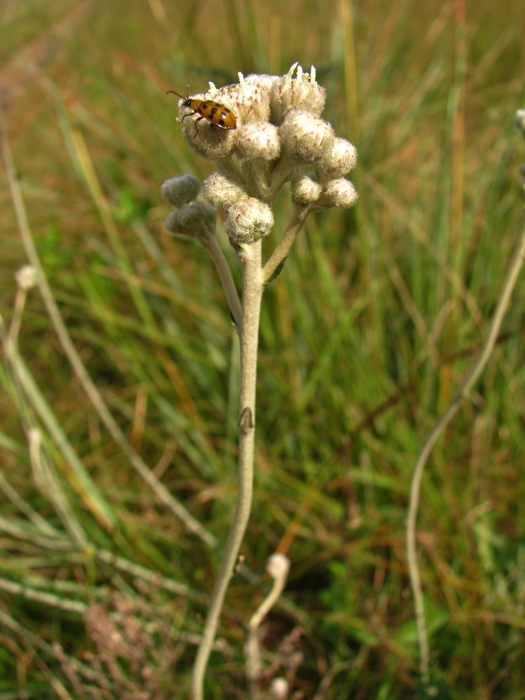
[{"xmin": 1, "ymin": 0, "xmax": 525, "ymax": 697}]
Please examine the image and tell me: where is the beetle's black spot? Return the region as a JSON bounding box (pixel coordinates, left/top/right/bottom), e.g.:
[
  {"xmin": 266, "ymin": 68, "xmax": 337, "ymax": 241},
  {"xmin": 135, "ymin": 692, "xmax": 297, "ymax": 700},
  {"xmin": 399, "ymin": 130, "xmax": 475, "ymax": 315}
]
[
  {"xmin": 210, "ymin": 107, "xmax": 218, "ymax": 115},
  {"xmin": 218, "ymin": 119, "xmax": 226, "ymax": 126}
]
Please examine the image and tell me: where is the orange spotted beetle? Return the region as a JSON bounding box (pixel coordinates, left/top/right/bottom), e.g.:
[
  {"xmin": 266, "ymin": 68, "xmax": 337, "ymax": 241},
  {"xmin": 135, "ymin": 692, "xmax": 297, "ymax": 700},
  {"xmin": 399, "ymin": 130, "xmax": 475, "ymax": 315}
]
[{"xmin": 167, "ymin": 74, "xmax": 237, "ymax": 137}]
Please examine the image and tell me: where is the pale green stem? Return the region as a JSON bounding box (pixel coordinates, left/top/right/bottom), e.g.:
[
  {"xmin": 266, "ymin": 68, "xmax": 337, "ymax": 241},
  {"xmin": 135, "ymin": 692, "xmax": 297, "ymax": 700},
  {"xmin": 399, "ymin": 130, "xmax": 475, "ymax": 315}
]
[
  {"xmin": 214, "ymin": 154, "xmax": 244, "ymax": 182},
  {"xmin": 202, "ymin": 235, "xmax": 243, "ymax": 328},
  {"xmin": 191, "ymin": 240, "xmax": 264, "ymax": 699},
  {"xmin": 406, "ymin": 219, "xmax": 525, "ymax": 678},
  {"xmin": 263, "ymin": 206, "xmax": 310, "ymax": 284},
  {"xmin": 241, "ymin": 160, "xmax": 273, "ymax": 203},
  {"xmin": 267, "ymin": 155, "xmax": 296, "ymax": 198}
]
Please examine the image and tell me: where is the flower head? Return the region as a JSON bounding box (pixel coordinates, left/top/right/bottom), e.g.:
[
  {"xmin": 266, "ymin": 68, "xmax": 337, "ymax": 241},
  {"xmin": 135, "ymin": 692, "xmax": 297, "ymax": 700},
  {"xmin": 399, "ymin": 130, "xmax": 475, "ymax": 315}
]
[
  {"xmin": 316, "ymin": 178, "xmax": 358, "ymax": 209},
  {"xmin": 279, "ymin": 110, "xmax": 334, "ymax": 163},
  {"xmin": 161, "ymin": 174, "xmax": 200, "ymax": 207},
  {"xmin": 203, "ymin": 171, "xmax": 248, "ymax": 209},
  {"xmin": 225, "ymin": 198, "xmax": 274, "ymax": 245},
  {"xmin": 270, "ymin": 63, "xmax": 326, "ymax": 124},
  {"xmin": 236, "ymin": 122, "xmax": 281, "ymax": 161},
  {"xmin": 165, "ymin": 200, "xmax": 216, "ymax": 243},
  {"xmin": 316, "ymin": 138, "xmax": 358, "ymax": 178}
]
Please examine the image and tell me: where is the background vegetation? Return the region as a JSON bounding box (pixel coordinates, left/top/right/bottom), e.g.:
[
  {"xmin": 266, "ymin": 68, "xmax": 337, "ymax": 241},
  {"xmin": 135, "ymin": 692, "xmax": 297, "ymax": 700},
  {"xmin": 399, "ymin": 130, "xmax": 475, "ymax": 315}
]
[{"xmin": 1, "ymin": 0, "xmax": 524, "ymax": 697}]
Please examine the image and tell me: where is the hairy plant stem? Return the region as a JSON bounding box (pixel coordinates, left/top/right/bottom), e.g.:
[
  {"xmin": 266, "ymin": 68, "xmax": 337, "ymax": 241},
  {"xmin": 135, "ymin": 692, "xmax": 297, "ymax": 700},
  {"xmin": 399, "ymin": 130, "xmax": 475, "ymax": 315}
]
[
  {"xmin": 191, "ymin": 240, "xmax": 264, "ymax": 699},
  {"xmin": 201, "ymin": 235, "xmax": 242, "ymax": 328}
]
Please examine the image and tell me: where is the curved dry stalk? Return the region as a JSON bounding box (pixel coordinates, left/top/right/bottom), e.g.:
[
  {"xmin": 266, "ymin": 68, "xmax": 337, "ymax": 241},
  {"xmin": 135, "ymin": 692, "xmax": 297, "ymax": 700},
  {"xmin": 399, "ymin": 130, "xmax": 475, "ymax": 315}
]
[
  {"xmin": 406, "ymin": 219, "xmax": 525, "ymax": 677},
  {"xmin": 246, "ymin": 554, "xmax": 291, "ymax": 699}
]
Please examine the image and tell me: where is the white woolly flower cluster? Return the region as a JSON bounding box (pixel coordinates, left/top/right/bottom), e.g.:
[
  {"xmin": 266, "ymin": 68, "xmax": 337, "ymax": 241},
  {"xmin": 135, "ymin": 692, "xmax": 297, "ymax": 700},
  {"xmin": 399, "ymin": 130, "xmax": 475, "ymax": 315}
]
[{"xmin": 164, "ymin": 63, "xmax": 357, "ymax": 246}]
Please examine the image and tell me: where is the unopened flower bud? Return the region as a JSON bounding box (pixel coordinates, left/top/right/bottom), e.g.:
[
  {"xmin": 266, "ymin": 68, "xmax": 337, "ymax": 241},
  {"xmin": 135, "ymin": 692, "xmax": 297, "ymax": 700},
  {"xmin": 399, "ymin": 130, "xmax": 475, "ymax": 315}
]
[
  {"xmin": 269, "ymin": 677, "xmax": 289, "ymax": 699},
  {"xmin": 280, "ymin": 110, "xmax": 334, "ymax": 164},
  {"xmin": 165, "ymin": 200, "xmax": 216, "ymax": 242},
  {"xmin": 225, "ymin": 198, "xmax": 274, "ymax": 244},
  {"xmin": 236, "ymin": 122, "xmax": 281, "ymax": 161},
  {"xmin": 15, "ymin": 265, "xmax": 38, "ymax": 291},
  {"xmin": 203, "ymin": 172, "xmax": 248, "ymax": 209},
  {"xmin": 318, "ymin": 178, "xmax": 358, "ymax": 209},
  {"xmin": 291, "ymin": 175, "xmax": 322, "ymax": 205},
  {"xmin": 316, "ymin": 138, "xmax": 357, "ymax": 178},
  {"xmin": 266, "ymin": 553, "xmax": 290, "ymax": 581},
  {"xmin": 161, "ymin": 174, "xmax": 200, "ymax": 207}
]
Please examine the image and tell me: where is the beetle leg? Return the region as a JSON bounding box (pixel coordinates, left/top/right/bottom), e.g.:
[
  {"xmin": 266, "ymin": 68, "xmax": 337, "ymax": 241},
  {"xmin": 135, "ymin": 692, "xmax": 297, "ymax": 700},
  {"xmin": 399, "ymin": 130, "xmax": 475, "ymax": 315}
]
[{"xmin": 193, "ymin": 116, "xmax": 205, "ymax": 138}]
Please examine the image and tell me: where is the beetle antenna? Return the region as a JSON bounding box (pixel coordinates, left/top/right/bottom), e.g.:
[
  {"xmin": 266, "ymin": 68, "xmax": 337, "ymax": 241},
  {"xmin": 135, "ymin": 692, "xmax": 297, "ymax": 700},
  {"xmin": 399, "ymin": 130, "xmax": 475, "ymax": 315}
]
[
  {"xmin": 166, "ymin": 71, "xmax": 197, "ymax": 101},
  {"xmin": 166, "ymin": 90, "xmax": 185, "ymax": 99},
  {"xmin": 186, "ymin": 71, "xmax": 196, "ymax": 98}
]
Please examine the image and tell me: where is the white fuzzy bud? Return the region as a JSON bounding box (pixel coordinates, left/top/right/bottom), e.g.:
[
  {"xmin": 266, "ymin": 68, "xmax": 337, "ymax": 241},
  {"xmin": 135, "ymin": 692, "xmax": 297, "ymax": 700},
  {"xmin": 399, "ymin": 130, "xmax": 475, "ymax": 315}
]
[
  {"xmin": 316, "ymin": 138, "xmax": 358, "ymax": 178},
  {"xmin": 318, "ymin": 178, "xmax": 358, "ymax": 209},
  {"xmin": 161, "ymin": 175, "xmax": 200, "ymax": 207},
  {"xmin": 15, "ymin": 265, "xmax": 38, "ymax": 291},
  {"xmin": 266, "ymin": 553, "xmax": 290, "ymax": 581},
  {"xmin": 271, "ymin": 62, "xmax": 326, "ymax": 124},
  {"xmin": 291, "ymin": 175, "xmax": 322, "ymax": 205},
  {"xmin": 225, "ymin": 198, "xmax": 274, "ymax": 244},
  {"xmin": 203, "ymin": 172, "xmax": 248, "ymax": 209},
  {"xmin": 165, "ymin": 200, "xmax": 216, "ymax": 242},
  {"xmin": 280, "ymin": 110, "xmax": 334, "ymax": 164},
  {"xmin": 269, "ymin": 677, "xmax": 289, "ymax": 699},
  {"xmin": 236, "ymin": 122, "xmax": 281, "ymax": 160}
]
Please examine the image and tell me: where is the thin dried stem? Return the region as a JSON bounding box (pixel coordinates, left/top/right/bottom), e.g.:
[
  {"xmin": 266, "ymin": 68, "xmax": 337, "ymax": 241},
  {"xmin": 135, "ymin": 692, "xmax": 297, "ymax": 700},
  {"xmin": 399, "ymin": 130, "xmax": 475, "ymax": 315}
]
[
  {"xmin": 406, "ymin": 218, "xmax": 525, "ymax": 677},
  {"xmin": 246, "ymin": 554, "xmax": 291, "ymax": 699}
]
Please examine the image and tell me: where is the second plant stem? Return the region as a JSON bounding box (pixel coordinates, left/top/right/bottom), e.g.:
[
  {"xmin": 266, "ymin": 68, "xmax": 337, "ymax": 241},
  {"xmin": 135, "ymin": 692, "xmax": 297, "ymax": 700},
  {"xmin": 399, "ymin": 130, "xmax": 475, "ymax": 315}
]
[{"xmin": 191, "ymin": 239, "xmax": 264, "ymax": 700}]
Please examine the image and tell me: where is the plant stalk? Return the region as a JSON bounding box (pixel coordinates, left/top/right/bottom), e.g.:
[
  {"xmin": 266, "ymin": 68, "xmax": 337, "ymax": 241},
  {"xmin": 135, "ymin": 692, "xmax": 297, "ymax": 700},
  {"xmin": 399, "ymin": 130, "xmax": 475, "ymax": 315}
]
[
  {"xmin": 406, "ymin": 218, "xmax": 525, "ymax": 678},
  {"xmin": 191, "ymin": 239, "xmax": 264, "ymax": 699}
]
